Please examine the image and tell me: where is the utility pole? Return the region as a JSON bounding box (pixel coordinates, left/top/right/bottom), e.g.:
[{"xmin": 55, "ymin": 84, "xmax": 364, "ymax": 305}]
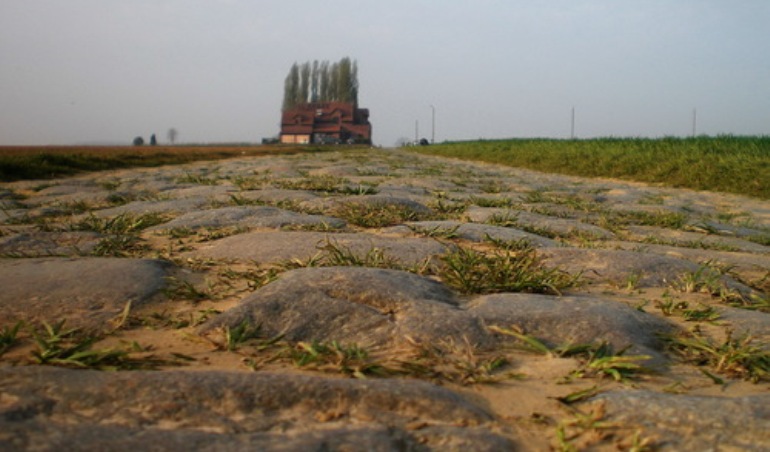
[
  {"xmin": 571, "ymin": 107, "xmax": 575, "ymax": 139},
  {"xmin": 430, "ymin": 105, "xmax": 436, "ymax": 144},
  {"xmin": 415, "ymin": 120, "xmax": 419, "ymax": 143}
]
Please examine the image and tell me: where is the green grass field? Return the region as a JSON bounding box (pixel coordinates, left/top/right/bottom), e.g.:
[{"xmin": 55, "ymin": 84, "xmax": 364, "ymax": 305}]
[{"xmin": 412, "ymin": 136, "xmax": 770, "ymax": 199}]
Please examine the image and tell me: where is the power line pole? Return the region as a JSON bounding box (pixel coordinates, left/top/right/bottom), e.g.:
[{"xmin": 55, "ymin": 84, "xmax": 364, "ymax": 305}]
[
  {"xmin": 415, "ymin": 120, "xmax": 419, "ymax": 143},
  {"xmin": 571, "ymin": 107, "xmax": 575, "ymax": 139},
  {"xmin": 430, "ymin": 105, "xmax": 436, "ymax": 144}
]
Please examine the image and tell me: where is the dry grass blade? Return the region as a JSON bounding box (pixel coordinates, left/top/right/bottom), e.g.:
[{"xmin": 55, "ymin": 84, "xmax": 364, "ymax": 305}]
[
  {"xmin": 108, "ymin": 301, "xmax": 132, "ymax": 332},
  {"xmin": 556, "ymin": 386, "xmax": 603, "ymax": 405},
  {"xmin": 489, "ymin": 325, "xmax": 553, "ymax": 355}
]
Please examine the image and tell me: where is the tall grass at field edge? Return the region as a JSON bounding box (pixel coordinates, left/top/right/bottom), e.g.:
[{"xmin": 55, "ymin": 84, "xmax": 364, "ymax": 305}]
[{"xmin": 412, "ymin": 136, "xmax": 770, "ymax": 199}]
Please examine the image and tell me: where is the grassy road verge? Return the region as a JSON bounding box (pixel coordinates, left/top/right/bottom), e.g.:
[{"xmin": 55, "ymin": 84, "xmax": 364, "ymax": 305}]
[{"xmin": 412, "ymin": 136, "xmax": 770, "ymax": 199}]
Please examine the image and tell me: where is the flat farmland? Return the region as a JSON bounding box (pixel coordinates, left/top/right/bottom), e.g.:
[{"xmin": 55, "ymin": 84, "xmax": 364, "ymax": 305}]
[{"xmin": 0, "ymin": 145, "xmax": 332, "ymax": 182}]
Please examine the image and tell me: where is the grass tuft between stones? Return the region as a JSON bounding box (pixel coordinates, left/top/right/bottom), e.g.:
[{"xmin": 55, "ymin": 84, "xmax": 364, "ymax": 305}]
[
  {"xmin": 662, "ymin": 329, "xmax": 770, "ymax": 383},
  {"xmin": 1, "ymin": 319, "xmax": 187, "ymax": 371},
  {"xmin": 438, "ymin": 245, "xmax": 578, "ymax": 295},
  {"xmin": 332, "ymin": 202, "xmax": 424, "ymax": 228}
]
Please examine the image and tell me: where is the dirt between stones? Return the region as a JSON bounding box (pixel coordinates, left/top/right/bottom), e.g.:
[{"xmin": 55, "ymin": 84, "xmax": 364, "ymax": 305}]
[{"xmin": 1, "ymin": 148, "xmax": 769, "ymax": 450}]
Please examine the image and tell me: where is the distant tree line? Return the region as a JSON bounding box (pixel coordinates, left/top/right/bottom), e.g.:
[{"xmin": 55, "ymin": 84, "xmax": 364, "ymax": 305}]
[
  {"xmin": 133, "ymin": 132, "xmax": 165, "ymax": 146},
  {"xmin": 131, "ymin": 129, "xmax": 178, "ymax": 146},
  {"xmin": 282, "ymin": 57, "xmax": 359, "ymax": 111}
]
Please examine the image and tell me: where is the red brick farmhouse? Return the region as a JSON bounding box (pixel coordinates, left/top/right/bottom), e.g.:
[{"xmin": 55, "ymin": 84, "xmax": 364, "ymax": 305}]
[{"xmin": 280, "ymin": 102, "xmax": 372, "ymax": 145}]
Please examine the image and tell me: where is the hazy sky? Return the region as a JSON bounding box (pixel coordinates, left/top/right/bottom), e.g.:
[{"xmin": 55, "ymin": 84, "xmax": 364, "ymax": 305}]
[{"xmin": 2, "ymin": 1, "xmax": 768, "ymax": 146}]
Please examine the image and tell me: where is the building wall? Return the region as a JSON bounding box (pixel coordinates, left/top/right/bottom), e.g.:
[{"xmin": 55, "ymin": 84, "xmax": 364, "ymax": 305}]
[{"xmin": 280, "ymin": 134, "xmax": 311, "ymax": 144}]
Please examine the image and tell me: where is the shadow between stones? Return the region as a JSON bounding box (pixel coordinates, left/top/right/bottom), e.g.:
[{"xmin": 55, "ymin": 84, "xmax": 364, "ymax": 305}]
[{"xmin": 0, "ymin": 366, "xmax": 514, "ymax": 451}]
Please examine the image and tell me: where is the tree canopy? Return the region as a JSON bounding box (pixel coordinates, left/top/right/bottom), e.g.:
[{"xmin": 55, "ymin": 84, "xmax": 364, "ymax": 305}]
[{"xmin": 282, "ymin": 57, "xmax": 359, "ymax": 111}]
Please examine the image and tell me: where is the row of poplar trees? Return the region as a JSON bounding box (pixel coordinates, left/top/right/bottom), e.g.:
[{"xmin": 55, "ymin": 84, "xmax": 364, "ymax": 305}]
[{"xmin": 282, "ymin": 57, "xmax": 359, "ymax": 111}]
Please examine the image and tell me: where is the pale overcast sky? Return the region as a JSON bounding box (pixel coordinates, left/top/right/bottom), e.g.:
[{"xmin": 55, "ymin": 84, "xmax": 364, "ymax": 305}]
[{"xmin": 1, "ymin": 1, "xmax": 768, "ymax": 146}]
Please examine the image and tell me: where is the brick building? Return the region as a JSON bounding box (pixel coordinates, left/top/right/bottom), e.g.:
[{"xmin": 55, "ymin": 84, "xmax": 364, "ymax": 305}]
[{"xmin": 280, "ymin": 102, "xmax": 371, "ymax": 145}]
